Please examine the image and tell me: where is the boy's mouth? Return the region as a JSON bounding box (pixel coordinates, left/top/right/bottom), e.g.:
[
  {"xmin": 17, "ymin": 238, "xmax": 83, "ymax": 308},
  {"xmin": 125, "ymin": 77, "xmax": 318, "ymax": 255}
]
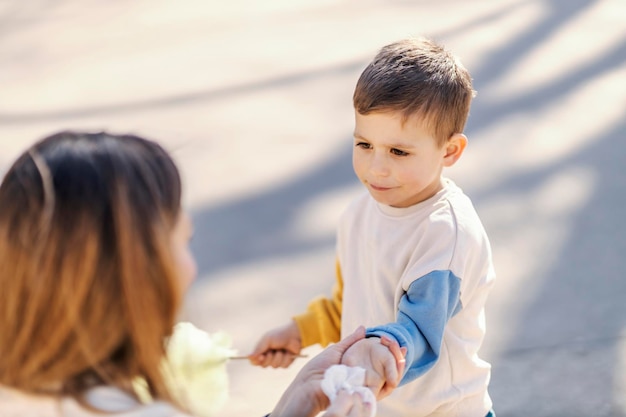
[{"xmin": 369, "ymin": 184, "xmax": 392, "ymax": 192}]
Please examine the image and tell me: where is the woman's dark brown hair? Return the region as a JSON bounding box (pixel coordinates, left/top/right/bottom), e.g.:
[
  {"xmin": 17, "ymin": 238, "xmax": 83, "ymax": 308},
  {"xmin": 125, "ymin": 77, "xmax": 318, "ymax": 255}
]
[{"xmin": 0, "ymin": 131, "xmax": 183, "ymax": 407}]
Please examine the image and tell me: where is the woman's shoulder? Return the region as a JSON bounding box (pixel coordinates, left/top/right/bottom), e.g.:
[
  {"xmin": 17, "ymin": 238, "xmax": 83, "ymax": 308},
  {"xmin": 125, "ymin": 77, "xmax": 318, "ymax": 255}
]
[
  {"xmin": 85, "ymin": 386, "xmax": 194, "ymax": 416},
  {"xmin": 0, "ymin": 385, "xmax": 58, "ymax": 417},
  {"xmin": 0, "ymin": 385, "xmax": 194, "ymax": 417}
]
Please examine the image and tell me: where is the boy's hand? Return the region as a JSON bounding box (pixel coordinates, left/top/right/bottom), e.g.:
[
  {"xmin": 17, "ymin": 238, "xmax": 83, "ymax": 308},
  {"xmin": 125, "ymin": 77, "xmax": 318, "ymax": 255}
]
[
  {"xmin": 249, "ymin": 320, "xmax": 303, "ymax": 368},
  {"xmin": 341, "ymin": 336, "xmax": 405, "ymax": 399}
]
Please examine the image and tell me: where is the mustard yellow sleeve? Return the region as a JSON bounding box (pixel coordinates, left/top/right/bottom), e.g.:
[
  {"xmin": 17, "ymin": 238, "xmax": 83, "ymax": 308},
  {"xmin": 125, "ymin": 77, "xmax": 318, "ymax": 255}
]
[{"xmin": 293, "ymin": 259, "xmax": 343, "ymax": 348}]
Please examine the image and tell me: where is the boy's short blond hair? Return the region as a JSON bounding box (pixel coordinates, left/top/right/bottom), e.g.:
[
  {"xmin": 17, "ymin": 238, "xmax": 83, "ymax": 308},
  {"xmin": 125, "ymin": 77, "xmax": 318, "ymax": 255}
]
[{"xmin": 353, "ymin": 37, "xmax": 476, "ymax": 146}]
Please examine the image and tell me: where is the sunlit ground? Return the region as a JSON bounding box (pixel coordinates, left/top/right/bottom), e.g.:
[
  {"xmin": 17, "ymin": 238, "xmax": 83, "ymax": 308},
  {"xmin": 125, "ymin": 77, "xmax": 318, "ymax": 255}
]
[{"xmin": 1, "ymin": 1, "xmax": 625, "ymax": 415}]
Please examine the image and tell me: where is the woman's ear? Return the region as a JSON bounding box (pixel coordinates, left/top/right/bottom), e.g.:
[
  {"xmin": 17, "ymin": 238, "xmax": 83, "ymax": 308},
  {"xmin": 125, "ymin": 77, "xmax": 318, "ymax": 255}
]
[{"xmin": 442, "ymin": 133, "xmax": 467, "ymax": 167}]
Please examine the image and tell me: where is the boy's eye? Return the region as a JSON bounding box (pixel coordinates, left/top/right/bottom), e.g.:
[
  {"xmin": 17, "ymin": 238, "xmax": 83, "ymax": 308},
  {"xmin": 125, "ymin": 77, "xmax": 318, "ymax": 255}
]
[
  {"xmin": 355, "ymin": 142, "xmax": 371, "ymax": 149},
  {"xmin": 390, "ymin": 148, "xmax": 408, "ymax": 156}
]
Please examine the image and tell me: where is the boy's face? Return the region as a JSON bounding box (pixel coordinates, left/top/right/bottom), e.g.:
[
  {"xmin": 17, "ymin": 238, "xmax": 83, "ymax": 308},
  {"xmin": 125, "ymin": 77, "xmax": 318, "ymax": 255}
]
[{"xmin": 352, "ymin": 110, "xmax": 448, "ymax": 208}]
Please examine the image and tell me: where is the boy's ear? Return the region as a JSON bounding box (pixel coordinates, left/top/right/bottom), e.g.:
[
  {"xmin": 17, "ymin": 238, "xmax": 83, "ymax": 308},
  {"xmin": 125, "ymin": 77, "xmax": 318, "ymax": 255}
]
[{"xmin": 442, "ymin": 133, "xmax": 467, "ymax": 167}]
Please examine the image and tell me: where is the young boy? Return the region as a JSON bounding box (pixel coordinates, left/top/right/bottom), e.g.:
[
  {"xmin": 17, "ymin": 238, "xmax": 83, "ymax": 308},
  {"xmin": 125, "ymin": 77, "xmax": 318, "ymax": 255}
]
[{"xmin": 251, "ymin": 37, "xmax": 496, "ymax": 417}]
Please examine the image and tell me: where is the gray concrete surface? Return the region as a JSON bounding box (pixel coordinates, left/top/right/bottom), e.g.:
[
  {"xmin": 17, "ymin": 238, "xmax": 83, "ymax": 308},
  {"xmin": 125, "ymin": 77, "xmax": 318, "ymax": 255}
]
[{"xmin": 1, "ymin": 1, "xmax": 625, "ymax": 416}]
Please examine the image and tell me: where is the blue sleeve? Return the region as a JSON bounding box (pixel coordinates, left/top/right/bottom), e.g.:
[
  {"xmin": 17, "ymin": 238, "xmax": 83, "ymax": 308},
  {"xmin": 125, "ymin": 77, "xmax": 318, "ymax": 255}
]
[{"xmin": 365, "ymin": 270, "xmax": 462, "ymax": 385}]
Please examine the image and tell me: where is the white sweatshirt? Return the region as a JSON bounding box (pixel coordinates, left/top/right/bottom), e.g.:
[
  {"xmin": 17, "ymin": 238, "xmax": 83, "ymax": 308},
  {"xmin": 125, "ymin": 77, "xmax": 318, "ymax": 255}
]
[{"xmin": 338, "ymin": 179, "xmax": 496, "ymax": 417}]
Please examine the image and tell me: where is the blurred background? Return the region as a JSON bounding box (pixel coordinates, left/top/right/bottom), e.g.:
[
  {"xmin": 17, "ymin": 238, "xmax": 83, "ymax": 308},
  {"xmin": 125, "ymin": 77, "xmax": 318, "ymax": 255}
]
[{"xmin": 1, "ymin": 0, "xmax": 625, "ymax": 415}]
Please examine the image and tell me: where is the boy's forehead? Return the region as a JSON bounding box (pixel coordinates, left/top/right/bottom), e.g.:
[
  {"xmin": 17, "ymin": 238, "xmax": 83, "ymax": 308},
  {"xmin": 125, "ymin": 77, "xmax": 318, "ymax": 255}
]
[
  {"xmin": 354, "ymin": 110, "xmax": 433, "ymax": 133},
  {"xmin": 354, "ymin": 110, "xmax": 435, "ymax": 144}
]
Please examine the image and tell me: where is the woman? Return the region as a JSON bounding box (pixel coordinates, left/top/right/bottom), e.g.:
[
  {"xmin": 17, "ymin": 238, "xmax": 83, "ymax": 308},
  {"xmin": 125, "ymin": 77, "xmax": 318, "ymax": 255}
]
[{"xmin": 0, "ymin": 131, "xmax": 386, "ymax": 417}]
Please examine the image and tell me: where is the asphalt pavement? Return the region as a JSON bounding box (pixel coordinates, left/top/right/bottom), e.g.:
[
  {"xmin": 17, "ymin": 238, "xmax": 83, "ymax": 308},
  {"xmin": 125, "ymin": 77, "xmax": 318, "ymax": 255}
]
[{"xmin": 1, "ymin": 1, "xmax": 625, "ymax": 416}]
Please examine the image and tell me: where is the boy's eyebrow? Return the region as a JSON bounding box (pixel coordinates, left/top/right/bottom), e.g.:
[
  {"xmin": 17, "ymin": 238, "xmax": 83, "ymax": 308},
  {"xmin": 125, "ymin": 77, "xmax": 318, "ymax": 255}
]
[{"xmin": 353, "ymin": 132, "xmax": 416, "ymax": 149}]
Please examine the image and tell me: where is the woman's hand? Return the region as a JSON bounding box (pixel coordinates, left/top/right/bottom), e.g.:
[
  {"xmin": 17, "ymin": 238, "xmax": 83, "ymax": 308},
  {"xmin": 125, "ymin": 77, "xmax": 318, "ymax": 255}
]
[
  {"xmin": 269, "ymin": 326, "xmax": 366, "ymax": 417},
  {"xmin": 378, "ymin": 335, "xmax": 407, "ymax": 398}
]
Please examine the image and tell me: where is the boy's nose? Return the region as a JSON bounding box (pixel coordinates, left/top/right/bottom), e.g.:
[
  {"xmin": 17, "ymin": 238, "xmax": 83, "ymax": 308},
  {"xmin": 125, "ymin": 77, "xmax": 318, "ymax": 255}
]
[{"xmin": 369, "ymin": 152, "xmax": 390, "ymax": 177}]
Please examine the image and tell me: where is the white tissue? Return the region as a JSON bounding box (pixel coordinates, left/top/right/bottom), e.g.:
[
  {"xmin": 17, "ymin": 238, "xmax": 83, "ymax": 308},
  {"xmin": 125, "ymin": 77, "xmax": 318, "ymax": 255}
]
[{"xmin": 320, "ymin": 364, "xmax": 376, "ymax": 417}]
